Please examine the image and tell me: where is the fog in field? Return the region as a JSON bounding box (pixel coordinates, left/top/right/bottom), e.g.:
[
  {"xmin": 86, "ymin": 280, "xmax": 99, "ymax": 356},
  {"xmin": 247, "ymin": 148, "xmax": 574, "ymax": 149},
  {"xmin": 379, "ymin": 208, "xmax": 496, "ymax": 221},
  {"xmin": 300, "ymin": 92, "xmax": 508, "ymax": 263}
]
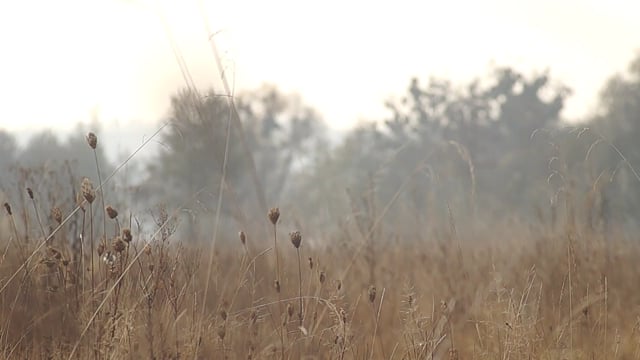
[{"xmin": 1, "ymin": 1, "xmax": 640, "ymax": 240}]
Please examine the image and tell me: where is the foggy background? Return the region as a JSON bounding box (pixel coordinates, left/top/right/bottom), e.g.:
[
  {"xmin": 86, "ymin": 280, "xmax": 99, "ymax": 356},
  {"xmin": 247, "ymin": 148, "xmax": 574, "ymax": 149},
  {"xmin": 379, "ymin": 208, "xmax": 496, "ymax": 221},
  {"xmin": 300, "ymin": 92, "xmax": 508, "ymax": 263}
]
[{"xmin": 1, "ymin": 0, "xmax": 640, "ymax": 241}]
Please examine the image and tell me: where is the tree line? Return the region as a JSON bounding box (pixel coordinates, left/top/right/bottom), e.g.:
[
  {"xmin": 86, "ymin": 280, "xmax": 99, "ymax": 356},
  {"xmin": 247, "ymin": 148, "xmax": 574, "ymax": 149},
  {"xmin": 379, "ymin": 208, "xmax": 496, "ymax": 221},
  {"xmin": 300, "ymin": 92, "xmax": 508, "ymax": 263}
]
[{"xmin": 1, "ymin": 53, "xmax": 639, "ymax": 239}]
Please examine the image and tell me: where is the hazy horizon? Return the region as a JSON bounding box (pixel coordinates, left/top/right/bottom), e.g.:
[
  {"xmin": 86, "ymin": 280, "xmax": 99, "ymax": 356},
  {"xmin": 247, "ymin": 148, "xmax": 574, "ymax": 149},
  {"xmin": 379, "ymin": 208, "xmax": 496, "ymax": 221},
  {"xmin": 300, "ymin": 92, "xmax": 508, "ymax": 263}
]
[{"xmin": 1, "ymin": 0, "xmax": 639, "ymax": 144}]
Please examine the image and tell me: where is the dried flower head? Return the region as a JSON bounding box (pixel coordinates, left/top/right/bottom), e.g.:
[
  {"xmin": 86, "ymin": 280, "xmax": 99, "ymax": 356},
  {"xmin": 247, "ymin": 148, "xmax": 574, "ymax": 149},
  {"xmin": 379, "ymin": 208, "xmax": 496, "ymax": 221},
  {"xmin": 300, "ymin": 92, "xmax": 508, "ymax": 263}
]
[
  {"xmin": 81, "ymin": 178, "xmax": 95, "ymax": 204},
  {"xmin": 122, "ymin": 228, "xmax": 132, "ymax": 243},
  {"xmin": 308, "ymin": 257, "xmax": 313, "ymax": 270},
  {"xmin": 274, "ymin": 279, "xmax": 281, "ymax": 293},
  {"xmin": 4, "ymin": 202, "xmax": 12, "ymax": 215},
  {"xmin": 86, "ymin": 132, "xmax": 98, "ymax": 149},
  {"xmin": 319, "ymin": 271, "xmax": 326, "ymax": 284},
  {"xmin": 105, "ymin": 205, "xmax": 118, "ymax": 219},
  {"xmin": 51, "ymin": 207, "xmax": 63, "ymax": 224},
  {"xmin": 239, "ymin": 231, "xmax": 246, "ymax": 246},
  {"xmin": 26, "ymin": 187, "xmax": 34, "ymax": 200},
  {"xmin": 289, "ymin": 230, "xmax": 302, "ymax": 249},
  {"xmin": 268, "ymin": 207, "xmax": 280, "ymax": 225},
  {"xmin": 368, "ymin": 285, "xmax": 377, "ymax": 304},
  {"xmin": 113, "ymin": 237, "xmax": 126, "ymax": 253}
]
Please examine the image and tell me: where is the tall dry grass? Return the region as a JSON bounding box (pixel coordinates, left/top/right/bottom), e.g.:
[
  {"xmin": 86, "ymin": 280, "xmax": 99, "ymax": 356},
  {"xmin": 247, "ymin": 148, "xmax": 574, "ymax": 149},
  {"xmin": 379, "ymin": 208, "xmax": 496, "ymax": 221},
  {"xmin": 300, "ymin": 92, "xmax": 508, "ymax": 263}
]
[{"xmin": 1, "ymin": 133, "xmax": 639, "ymax": 360}]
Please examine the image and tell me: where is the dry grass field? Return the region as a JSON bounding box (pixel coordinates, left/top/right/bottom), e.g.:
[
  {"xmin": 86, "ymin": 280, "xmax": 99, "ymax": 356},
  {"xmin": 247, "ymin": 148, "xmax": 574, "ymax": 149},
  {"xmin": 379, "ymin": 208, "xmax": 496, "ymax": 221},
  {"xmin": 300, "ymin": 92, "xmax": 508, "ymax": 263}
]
[{"xmin": 1, "ymin": 134, "xmax": 639, "ymax": 360}]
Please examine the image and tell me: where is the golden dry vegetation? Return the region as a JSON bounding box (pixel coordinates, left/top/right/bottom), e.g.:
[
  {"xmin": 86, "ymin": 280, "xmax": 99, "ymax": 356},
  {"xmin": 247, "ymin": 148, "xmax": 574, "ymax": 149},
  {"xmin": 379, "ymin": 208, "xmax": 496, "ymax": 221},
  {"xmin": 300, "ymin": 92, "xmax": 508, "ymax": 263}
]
[{"xmin": 1, "ymin": 134, "xmax": 640, "ymax": 360}]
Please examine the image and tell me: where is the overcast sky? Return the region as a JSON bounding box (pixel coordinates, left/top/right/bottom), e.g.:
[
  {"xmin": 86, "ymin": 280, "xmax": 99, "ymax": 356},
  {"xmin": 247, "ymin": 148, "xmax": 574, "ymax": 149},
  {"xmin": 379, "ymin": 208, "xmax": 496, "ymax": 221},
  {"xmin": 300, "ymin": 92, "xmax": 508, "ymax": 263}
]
[{"xmin": 0, "ymin": 0, "xmax": 639, "ymax": 146}]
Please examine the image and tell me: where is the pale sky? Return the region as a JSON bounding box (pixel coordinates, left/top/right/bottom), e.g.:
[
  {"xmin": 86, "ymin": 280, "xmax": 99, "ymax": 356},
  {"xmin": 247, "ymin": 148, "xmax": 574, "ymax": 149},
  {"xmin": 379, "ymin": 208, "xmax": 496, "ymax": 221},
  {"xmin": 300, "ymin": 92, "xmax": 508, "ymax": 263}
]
[{"xmin": 0, "ymin": 0, "xmax": 639, "ymax": 144}]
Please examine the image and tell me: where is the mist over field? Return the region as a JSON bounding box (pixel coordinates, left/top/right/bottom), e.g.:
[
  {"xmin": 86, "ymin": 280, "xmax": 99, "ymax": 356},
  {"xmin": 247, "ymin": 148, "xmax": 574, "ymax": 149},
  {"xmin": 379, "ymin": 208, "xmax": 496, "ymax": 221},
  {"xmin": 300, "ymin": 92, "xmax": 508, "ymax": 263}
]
[
  {"xmin": 3, "ymin": 57, "xmax": 640, "ymax": 237},
  {"xmin": 1, "ymin": 1, "xmax": 640, "ymax": 358}
]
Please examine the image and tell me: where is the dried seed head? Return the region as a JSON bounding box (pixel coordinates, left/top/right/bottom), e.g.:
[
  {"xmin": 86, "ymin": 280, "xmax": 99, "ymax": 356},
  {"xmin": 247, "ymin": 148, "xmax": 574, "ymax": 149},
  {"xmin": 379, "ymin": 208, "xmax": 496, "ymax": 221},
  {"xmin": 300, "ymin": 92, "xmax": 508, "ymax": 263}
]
[
  {"xmin": 26, "ymin": 187, "xmax": 34, "ymax": 200},
  {"xmin": 239, "ymin": 231, "xmax": 246, "ymax": 246},
  {"xmin": 62, "ymin": 259, "xmax": 70, "ymax": 266},
  {"xmin": 81, "ymin": 178, "xmax": 95, "ymax": 204},
  {"xmin": 144, "ymin": 244, "xmax": 151, "ymax": 256},
  {"xmin": 319, "ymin": 271, "xmax": 326, "ymax": 284},
  {"xmin": 105, "ymin": 205, "xmax": 118, "ymax": 219},
  {"xmin": 289, "ymin": 231, "xmax": 302, "ymax": 249},
  {"xmin": 219, "ymin": 308, "xmax": 228, "ymax": 321},
  {"xmin": 4, "ymin": 202, "xmax": 12, "ymax": 215},
  {"xmin": 113, "ymin": 237, "xmax": 126, "ymax": 253},
  {"xmin": 308, "ymin": 257, "xmax": 313, "ymax": 269},
  {"xmin": 122, "ymin": 228, "xmax": 132, "ymax": 243},
  {"xmin": 274, "ymin": 279, "xmax": 281, "ymax": 293},
  {"xmin": 287, "ymin": 303, "xmax": 294, "ymax": 318},
  {"xmin": 267, "ymin": 207, "xmax": 280, "ymax": 225},
  {"xmin": 86, "ymin": 132, "xmax": 98, "ymax": 149},
  {"xmin": 340, "ymin": 308, "xmax": 347, "ymax": 324},
  {"xmin": 51, "ymin": 207, "xmax": 63, "ymax": 224},
  {"xmin": 368, "ymin": 285, "xmax": 377, "ymax": 304}
]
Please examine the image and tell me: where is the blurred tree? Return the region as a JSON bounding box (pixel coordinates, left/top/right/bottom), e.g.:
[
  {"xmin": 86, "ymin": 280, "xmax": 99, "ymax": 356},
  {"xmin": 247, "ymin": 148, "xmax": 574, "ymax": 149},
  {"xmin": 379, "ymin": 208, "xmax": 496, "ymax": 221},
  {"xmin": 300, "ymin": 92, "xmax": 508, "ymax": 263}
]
[
  {"xmin": 237, "ymin": 85, "xmax": 328, "ymax": 203},
  {"xmin": 594, "ymin": 54, "xmax": 640, "ymax": 142},
  {"xmin": 0, "ymin": 130, "xmax": 17, "ymax": 200},
  {"xmin": 588, "ymin": 52, "xmax": 640, "ymax": 224},
  {"xmin": 144, "ymin": 89, "xmax": 241, "ymax": 208},
  {"xmin": 0, "ymin": 129, "xmax": 17, "ymax": 173},
  {"xmin": 17, "ymin": 130, "xmax": 62, "ymax": 167},
  {"xmin": 144, "ymin": 85, "xmax": 327, "ymax": 233},
  {"xmin": 306, "ymin": 67, "xmax": 571, "ymax": 228}
]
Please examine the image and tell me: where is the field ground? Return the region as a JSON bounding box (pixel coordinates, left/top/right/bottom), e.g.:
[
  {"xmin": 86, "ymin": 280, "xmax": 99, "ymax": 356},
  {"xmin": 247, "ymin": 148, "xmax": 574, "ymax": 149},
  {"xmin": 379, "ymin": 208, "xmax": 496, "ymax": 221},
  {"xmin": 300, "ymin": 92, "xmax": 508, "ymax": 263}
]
[{"xmin": 1, "ymin": 198, "xmax": 639, "ymax": 359}]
